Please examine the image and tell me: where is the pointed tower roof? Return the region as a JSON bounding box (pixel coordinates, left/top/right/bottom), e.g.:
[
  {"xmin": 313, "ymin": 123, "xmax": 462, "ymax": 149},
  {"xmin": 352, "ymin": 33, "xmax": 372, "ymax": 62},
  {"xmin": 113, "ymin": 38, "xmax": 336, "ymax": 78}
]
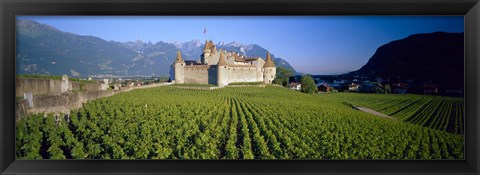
[
  {"xmin": 175, "ymin": 50, "xmax": 185, "ymax": 63},
  {"xmin": 218, "ymin": 49, "xmax": 227, "ymax": 66},
  {"xmin": 204, "ymin": 40, "xmax": 216, "ymax": 52},
  {"xmin": 263, "ymin": 52, "xmax": 276, "ymax": 68},
  {"xmin": 203, "ymin": 40, "xmax": 209, "ymax": 50}
]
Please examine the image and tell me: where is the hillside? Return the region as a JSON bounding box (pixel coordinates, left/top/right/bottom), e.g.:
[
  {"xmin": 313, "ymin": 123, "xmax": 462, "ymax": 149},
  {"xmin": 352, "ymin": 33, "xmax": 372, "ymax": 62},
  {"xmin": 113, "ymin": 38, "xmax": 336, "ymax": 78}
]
[
  {"xmin": 16, "ymin": 20, "xmax": 139, "ymax": 76},
  {"xmin": 16, "ymin": 19, "xmax": 297, "ymax": 77},
  {"xmin": 352, "ymin": 32, "xmax": 464, "ymax": 88}
]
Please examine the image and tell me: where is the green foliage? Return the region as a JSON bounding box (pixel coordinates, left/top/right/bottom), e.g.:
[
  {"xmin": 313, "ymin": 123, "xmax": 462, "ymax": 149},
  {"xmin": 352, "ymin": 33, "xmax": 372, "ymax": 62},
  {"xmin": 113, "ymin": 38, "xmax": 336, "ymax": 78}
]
[
  {"xmin": 374, "ymin": 85, "xmax": 385, "ymax": 94},
  {"xmin": 384, "ymin": 84, "xmax": 392, "ymax": 94},
  {"xmin": 273, "ymin": 67, "xmax": 294, "ymax": 87},
  {"xmin": 300, "ymin": 75, "xmax": 317, "ymax": 94},
  {"xmin": 16, "ymin": 86, "xmax": 464, "ymax": 159}
]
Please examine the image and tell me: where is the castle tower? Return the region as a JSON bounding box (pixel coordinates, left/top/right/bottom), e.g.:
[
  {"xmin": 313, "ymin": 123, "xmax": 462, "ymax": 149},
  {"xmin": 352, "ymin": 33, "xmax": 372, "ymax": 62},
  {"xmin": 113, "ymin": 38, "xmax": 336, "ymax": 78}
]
[
  {"xmin": 211, "ymin": 42, "xmax": 217, "ymax": 54},
  {"xmin": 174, "ymin": 50, "xmax": 185, "ymax": 84},
  {"xmin": 263, "ymin": 52, "xmax": 276, "ymax": 84},
  {"xmin": 217, "ymin": 50, "xmax": 228, "ymax": 86},
  {"xmin": 203, "ymin": 40, "xmax": 211, "ymax": 56}
]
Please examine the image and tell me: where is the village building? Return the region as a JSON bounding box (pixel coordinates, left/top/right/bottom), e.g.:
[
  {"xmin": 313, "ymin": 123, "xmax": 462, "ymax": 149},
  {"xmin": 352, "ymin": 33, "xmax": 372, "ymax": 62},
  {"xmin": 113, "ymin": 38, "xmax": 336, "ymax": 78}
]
[
  {"xmin": 317, "ymin": 84, "xmax": 332, "ymax": 93},
  {"xmin": 288, "ymin": 82, "xmax": 301, "ymax": 91},
  {"xmin": 171, "ymin": 40, "xmax": 276, "ymax": 86},
  {"xmin": 348, "ymin": 83, "xmax": 360, "ymax": 92}
]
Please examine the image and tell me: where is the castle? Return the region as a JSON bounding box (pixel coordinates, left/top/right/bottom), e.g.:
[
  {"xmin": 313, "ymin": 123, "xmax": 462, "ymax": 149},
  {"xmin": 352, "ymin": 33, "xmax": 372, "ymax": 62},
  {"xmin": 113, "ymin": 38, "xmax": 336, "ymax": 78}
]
[{"xmin": 171, "ymin": 40, "xmax": 276, "ymax": 86}]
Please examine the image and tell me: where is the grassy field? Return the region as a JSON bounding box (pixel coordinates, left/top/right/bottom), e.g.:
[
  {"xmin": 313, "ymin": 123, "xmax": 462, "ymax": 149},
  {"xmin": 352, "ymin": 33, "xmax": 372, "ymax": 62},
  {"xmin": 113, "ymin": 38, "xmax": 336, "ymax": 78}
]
[{"xmin": 16, "ymin": 86, "xmax": 464, "ymax": 159}]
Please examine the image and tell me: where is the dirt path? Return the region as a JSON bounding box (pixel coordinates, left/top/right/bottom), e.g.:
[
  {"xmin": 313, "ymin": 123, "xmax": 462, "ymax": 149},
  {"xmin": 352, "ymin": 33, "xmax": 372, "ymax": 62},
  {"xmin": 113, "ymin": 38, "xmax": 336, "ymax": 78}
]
[{"xmin": 353, "ymin": 106, "xmax": 397, "ymax": 120}]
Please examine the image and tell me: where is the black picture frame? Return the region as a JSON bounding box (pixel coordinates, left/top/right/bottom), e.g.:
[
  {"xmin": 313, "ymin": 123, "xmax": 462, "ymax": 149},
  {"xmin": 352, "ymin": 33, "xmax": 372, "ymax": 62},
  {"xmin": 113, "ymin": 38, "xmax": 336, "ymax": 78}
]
[{"xmin": 1, "ymin": 0, "xmax": 479, "ymax": 174}]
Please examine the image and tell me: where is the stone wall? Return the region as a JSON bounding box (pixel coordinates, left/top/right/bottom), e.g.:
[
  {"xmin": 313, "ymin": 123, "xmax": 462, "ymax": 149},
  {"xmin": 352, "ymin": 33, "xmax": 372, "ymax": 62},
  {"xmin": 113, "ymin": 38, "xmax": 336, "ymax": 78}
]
[
  {"xmin": 70, "ymin": 82, "xmax": 103, "ymax": 92},
  {"xmin": 15, "ymin": 99, "xmax": 29, "ymax": 122},
  {"xmin": 31, "ymin": 90, "xmax": 117, "ymax": 109},
  {"xmin": 15, "ymin": 90, "xmax": 117, "ymax": 121},
  {"xmin": 183, "ymin": 66, "xmax": 210, "ymax": 84},
  {"xmin": 16, "ymin": 77, "xmax": 102, "ymax": 97},
  {"xmin": 179, "ymin": 65, "xmax": 265, "ymax": 85},
  {"xmin": 226, "ymin": 66, "xmax": 262, "ymax": 84},
  {"xmin": 15, "ymin": 77, "xmax": 63, "ymax": 97},
  {"xmin": 15, "ymin": 82, "xmax": 173, "ymax": 122}
]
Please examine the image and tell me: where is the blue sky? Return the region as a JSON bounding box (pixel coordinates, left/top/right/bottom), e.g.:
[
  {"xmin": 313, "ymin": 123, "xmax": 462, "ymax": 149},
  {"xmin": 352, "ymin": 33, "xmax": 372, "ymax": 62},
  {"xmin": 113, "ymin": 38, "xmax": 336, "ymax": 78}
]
[{"xmin": 18, "ymin": 16, "xmax": 464, "ymax": 75}]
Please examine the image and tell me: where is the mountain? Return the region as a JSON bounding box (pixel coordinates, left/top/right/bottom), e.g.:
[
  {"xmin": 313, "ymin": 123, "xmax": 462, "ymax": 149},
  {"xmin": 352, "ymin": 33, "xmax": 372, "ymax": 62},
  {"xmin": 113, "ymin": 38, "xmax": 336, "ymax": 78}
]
[
  {"xmin": 352, "ymin": 32, "xmax": 464, "ymax": 88},
  {"xmin": 16, "ymin": 19, "xmax": 297, "ymax": 77},
  {"xmin": 16, "ymin": 19, "xmax": 142, "ymax": 76}
]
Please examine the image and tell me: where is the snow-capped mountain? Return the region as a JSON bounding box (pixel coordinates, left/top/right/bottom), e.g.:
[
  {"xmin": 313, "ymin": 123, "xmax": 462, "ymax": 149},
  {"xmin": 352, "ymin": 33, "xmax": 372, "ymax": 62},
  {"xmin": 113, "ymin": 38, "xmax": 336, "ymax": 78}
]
[{"xmin": 169, "ymin": 39, "xmax": 203, "ymax": 50}]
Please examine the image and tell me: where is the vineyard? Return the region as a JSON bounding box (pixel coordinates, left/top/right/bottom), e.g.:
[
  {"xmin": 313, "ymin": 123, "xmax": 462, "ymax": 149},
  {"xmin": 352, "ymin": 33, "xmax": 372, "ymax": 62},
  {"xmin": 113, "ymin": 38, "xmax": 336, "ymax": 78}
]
[
  {"xmin": 328, "ymin": 93, "xmax": 464, "ymax": 135},
  {"xmin": 16, "ymin": 86, "xmax": 464, "ymax": 159}
]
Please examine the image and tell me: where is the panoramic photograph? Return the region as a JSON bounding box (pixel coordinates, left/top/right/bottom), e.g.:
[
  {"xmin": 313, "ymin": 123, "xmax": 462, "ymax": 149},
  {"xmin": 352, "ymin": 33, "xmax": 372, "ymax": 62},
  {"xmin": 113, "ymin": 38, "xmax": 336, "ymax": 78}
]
[{"xmin": 15, "ymin": 16, "xmax": 464, "ymax": 159}]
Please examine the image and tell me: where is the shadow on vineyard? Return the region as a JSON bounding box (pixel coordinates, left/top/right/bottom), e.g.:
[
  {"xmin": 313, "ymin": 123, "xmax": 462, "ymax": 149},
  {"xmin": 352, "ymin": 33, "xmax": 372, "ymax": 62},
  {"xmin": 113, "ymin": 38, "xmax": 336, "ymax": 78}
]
[{"xmin": 16, "ymin": 86, "xmax": 464, "ymax": 160}]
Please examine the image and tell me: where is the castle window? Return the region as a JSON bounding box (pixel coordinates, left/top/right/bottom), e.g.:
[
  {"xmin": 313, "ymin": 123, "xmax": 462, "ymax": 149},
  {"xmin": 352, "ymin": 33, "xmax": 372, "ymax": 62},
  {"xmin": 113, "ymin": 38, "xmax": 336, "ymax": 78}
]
[{"xmin": 271, "ymin": 75, "xmax": 273, "ymax": 78}]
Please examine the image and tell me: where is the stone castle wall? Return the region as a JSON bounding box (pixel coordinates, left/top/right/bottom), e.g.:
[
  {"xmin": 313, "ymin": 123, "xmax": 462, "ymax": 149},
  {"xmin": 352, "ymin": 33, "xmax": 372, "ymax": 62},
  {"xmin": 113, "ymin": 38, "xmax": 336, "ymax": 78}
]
[
  {"xmin": 178, "ymin": 65, "xmax": 265, "ymax": 85},
  {"xmin": 226, "ymin": 66, "xmax": 263, "ymax": 83},
  {"xmin": 183, "ymin": 66, "xmax": 210, "ymax": 84}
]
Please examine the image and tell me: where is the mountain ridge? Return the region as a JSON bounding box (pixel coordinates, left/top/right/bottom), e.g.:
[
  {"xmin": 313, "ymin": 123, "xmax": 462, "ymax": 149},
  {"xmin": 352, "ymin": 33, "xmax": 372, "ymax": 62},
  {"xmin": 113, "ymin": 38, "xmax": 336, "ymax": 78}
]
[
  {"xmin": 16, "ymin": 19, "xmax": 297, "ymax": 77},
  {"xmin": 350, "ymin": 31, "xmax": 464, "ymax": 89}
]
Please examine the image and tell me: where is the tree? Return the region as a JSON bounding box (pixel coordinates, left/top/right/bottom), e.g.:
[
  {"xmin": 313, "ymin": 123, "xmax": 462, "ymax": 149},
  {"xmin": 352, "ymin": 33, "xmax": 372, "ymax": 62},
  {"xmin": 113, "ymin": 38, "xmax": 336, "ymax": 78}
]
[
  {"xmin": 300, "ymin": 75, "xmax": 317, "ymax": 94},
  {"xmin": 374, "ymin": 85, "xmax": 385, "ymax": 94},
  {"xmin": 384, "ymin": 84, "xmax": 392, "ymax": 94},
  {"xmin": 273, "ymin": 67, "xmax": 294, "ymax": 87}
]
